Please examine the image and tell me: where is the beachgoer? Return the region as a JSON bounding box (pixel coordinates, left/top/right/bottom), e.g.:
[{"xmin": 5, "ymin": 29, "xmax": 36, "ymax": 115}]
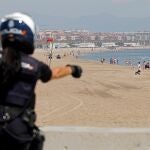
[
  {"xmin": 135, "ymin": 62, "xmax": 141, "ymax": 75},
  {"xmin": 110, "ymin": 58, "xmax": 113, "ymax": 64},
  {"xmin": 145, "ymin": 62, "xmax": 150, "ymax": 69},
  {"xmin": 101, "ymin": 58, "xmax": 105, "ymax": 64},
  {"xmin": 56, "ymin": 54, "xmax": 61, "ymax": 59},
  {"xmin": 0, "ymin": 12, "xmax": 82, "ymax": 150}
]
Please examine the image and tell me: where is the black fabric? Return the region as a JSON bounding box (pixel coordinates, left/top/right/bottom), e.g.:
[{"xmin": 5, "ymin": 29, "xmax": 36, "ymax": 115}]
[
  {"xmin": 0, "ymin": 52, "xmax": 51, "ymax": 149},
  {"xmin": 0, "ymin": 126, "xmax": 30, "ymax": 150},
  {"xmin": 29, "ymin": 134, "xmax": 45, "ymax": 150},
  {"xmin": 3, "ymin": 117, "xmax": 33, "ymax": 141},
  {"xmin": 1, "ymin": 54, "xmax": 52, "ymax": 107},
  {"xmin": 0, "ymin": 47, "xmax": 21, "ymax": 93},
  {"xmin": 29, "ymin": 127, "xmax": 45, "ymax": 150}
]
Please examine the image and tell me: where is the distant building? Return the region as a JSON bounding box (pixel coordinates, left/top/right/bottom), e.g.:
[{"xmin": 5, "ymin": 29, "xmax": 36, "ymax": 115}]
[
  {"xmin": 101, "ymin": 42, "xmax": 117, "ymax": 48},
  {"xmin": 124, "ymin": 43, "xmax": 140, "ymax": 47},
  {"xmin": 54, "ymin": 43, "xmax": 70, "ymax": 48},
  {"xmin": 36, "ymin": 30, "xmax": 150, "ymax": 48},
  {"xmin": 77, "ymin": 43, "xmax": 95, "ymax": 48}
]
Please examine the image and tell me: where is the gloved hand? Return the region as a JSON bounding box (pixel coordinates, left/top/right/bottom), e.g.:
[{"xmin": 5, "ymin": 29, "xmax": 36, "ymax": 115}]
[{"xmin": 66, "ymin": 64, "xmax": 82, "ymax": 78}]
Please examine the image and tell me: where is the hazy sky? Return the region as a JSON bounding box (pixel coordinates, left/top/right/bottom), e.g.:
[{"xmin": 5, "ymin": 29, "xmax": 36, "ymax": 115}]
[
  {"xmin": 0, "ymin": 0, "xmax": 150, "ymax": 18},
  {"xmin": 1, "ymin": 0, "xmax": 150, "ymax": 32}
]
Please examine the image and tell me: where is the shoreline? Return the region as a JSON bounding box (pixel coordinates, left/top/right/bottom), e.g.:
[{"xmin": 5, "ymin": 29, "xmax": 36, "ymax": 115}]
[
  {"xmin": 35, "ymin": 46, "xmax": 150, "ymax": 53},
  {"xmin": 33, "ymin": 47, "xmax": 150, "ymax": 68},
  {"xmin": 34, "ymin": 46, "xmax": 150, "ymax": 60}
]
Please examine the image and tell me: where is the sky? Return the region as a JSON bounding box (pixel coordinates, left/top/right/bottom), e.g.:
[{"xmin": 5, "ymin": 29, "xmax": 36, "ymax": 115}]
[
  {"xmin": 0, "ymin": 0, "xmax": 150, "ymax": 18},
  {"xmin": 0, "ymin": 0, "xmax": 150, "ymax": 31}
]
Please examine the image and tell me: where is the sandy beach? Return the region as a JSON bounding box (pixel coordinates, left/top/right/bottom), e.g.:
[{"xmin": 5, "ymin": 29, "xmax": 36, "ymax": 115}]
[{"xmin": 33, "ymin": 48, "xmax": 150, "ymax": 128}]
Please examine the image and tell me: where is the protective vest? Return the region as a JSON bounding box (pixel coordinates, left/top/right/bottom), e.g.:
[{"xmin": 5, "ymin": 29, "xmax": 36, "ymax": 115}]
[
  {"xmin": 0, "ymin": 54, "xmax": 41, "ymax": 123},
  {"xmin": 0, "ymin": 53, "xmax": 51, "ymax": 143},
  {"xmin": 4, "ymin": 54, "xmax": 39, "ymax": 108}
]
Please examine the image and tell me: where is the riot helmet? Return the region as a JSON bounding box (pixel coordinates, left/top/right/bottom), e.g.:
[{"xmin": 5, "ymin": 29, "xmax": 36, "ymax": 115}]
[{"xmin": 0, "ymin": 12, "xmax": 36, "ymax": 54}]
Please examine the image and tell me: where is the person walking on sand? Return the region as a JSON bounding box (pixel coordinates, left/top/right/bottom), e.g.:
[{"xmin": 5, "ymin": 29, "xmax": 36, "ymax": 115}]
[
  {"xmin": 135, "ymin": 62, "xmax": 141, "ymax": 75},
  {"xmin": 0, "ymin": 12, "xmax": 82, "ymax": 150}
]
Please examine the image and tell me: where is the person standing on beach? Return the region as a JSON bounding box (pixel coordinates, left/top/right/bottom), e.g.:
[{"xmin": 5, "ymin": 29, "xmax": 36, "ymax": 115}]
[
  {"xmin": 135, "ymin": 62, "xmax": 141, "ymax": 75},
  {"xmin": 0, "ymin": 12, "xmax": 82, "ymax": 150}
]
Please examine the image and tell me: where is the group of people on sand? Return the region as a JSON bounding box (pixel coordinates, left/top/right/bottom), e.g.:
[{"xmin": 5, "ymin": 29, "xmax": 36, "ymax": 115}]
[
  {"xmin": 97, "ymin": 57, "xmax": 119, "ymax": 65},
  {"xmin": 135, "ymin": 60, "xmax": 150, "ymax": 75},
  {"xmin": 110, "ymin": 58, "xmax": 118, "ymax": 64},
  {"xmin": 143, "ymin": 61, "xmax": 150, "ymax": 69}
]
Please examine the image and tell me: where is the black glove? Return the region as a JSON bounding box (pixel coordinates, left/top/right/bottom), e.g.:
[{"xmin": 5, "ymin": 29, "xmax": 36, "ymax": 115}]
[{"xmin": 66, "ymin": 64, "xmax": 82, "ymax": 78}]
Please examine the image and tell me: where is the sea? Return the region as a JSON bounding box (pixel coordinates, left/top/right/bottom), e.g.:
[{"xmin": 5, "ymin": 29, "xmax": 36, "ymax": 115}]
[{"xmin": 79, "ymin": 48, "xmax": 150, "ymax": 66}]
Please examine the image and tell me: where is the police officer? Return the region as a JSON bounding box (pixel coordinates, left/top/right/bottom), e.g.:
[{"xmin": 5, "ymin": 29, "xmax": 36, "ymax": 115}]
[{"xmin": 0, "ymin": 12, "xmax": 82, "ymax": 150}]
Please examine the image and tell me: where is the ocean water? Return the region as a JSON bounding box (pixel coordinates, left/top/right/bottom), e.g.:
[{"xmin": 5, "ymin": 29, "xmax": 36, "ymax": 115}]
[{"xmin": 79, "ymin": 49, "xmax": 150, "ymax": 66}]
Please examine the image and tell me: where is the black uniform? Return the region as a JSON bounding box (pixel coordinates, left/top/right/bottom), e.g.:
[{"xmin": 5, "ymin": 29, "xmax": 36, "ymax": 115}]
[{"xmin": 0, "ymin": 53, "xmax": 52, "ymax": 150}]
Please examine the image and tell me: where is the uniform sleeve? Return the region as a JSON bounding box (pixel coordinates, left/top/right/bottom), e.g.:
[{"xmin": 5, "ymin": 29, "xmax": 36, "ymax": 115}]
[{"xmin": 38, "ymin": 63, "xmax": 52, "ymax": 82}]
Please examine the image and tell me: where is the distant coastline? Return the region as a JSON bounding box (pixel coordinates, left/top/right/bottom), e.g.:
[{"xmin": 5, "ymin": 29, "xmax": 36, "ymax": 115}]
[{"xmin": 115, "ymin": 46, "xmax": 150, "ymax": 51}]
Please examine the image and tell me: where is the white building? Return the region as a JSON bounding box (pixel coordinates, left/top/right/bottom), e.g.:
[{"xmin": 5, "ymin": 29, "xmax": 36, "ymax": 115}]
[
  {"xmin": 54, "ymin": 43, "xmax": 70, "ymax": 48},
  {"xmin": 124, "ymin": 43, "xmax": 140, "ymax": 47},
  {"xmin": 77, "ymin": 43, "xmax": 95, "ymax": 48},
  {"xmin": 101, "ymin": 42, "xmax": 117, "ymax": 48}
]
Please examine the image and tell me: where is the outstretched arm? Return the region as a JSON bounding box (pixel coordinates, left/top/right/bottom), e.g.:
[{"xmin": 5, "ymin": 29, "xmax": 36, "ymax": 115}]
[
  {"xmin": 51, "ymin": 65, "xmax": 82, "ymax": 79},
  {"xmin": 39, "ymin": 63, "xmax": 82, "ymax": 82}
]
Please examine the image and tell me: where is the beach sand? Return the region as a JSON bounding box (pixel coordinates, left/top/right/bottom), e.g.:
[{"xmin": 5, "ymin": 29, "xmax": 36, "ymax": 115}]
[{"xmin": 33, "ymin": 48, "xmax": 150, "ymax": 128}]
